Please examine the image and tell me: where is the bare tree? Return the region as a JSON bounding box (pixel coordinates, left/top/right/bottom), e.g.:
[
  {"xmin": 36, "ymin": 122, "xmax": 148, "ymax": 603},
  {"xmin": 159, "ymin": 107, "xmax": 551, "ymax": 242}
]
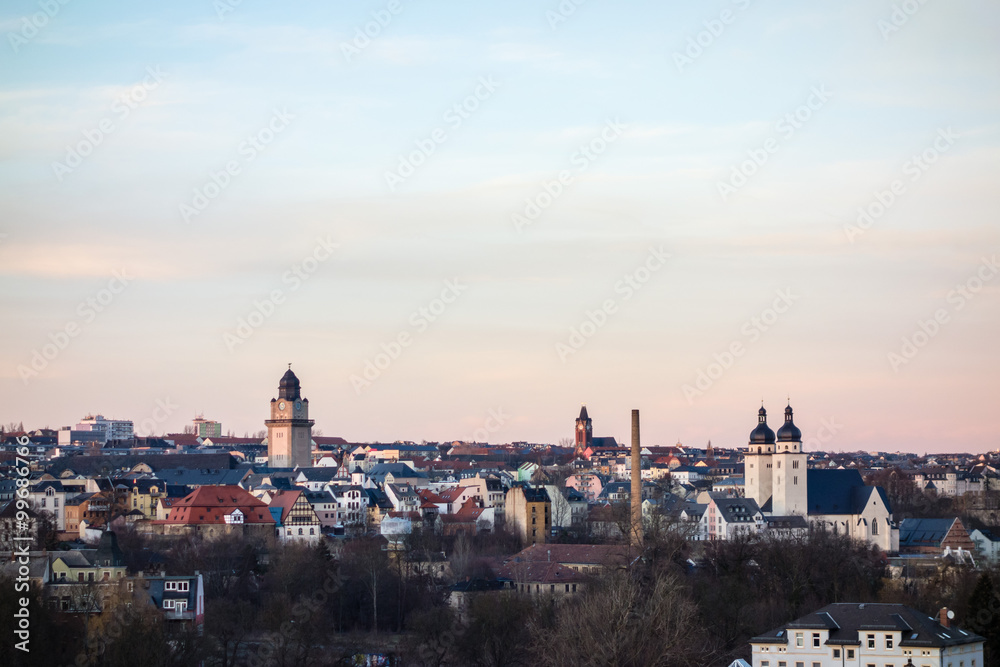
[{"xmin": 537, "ymin": 570, "xmax": 713, "ymax": 667}]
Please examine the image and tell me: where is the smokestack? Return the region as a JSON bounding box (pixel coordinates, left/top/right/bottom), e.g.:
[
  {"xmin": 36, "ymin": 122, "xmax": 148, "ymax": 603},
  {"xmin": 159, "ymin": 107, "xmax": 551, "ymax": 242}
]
[
  {"xmin": 938, "ymin": 607, "xmax": 950, "ymax": 628},
  {"xmin": 630, "ymin": 409, "xmax": 642, "ymax": 548}
]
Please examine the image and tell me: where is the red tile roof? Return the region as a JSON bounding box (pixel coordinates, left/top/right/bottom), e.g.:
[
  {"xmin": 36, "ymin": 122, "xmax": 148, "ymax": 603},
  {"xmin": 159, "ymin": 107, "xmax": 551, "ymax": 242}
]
[
  {"xmin": 161, "ymin": 485, "xmax": 273, "ymax": 525},
  {"xmin": 267, "ymin": 489, "xmax": 303, "ymax": 523}
]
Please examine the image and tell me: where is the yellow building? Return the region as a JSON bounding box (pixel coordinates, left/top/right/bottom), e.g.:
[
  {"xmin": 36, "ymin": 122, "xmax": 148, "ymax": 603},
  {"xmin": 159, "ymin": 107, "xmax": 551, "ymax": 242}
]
[{"xmin": 505, "ymin": 484, "xmax": 550, "ymax": 545}]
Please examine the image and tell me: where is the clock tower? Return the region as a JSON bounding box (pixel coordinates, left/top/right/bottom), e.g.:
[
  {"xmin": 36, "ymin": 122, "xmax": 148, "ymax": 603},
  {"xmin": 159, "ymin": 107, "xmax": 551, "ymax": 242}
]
[{"xmin": 265, "ymin": 365, "xmax": 314, "ymax": 469}]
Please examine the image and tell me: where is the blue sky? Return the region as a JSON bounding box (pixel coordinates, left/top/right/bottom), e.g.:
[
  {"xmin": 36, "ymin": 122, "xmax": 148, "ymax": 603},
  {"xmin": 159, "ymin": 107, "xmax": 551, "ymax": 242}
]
[{"xmin": 1, "ymin": 0, "xmax": 998, "ymax": 453}]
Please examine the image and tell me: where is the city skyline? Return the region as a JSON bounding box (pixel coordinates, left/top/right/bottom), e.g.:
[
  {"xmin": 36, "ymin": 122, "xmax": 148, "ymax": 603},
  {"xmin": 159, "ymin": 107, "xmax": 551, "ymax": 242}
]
[{"xmin": 1, "ymin": 1, "xmax": 998, "ymax": 454}]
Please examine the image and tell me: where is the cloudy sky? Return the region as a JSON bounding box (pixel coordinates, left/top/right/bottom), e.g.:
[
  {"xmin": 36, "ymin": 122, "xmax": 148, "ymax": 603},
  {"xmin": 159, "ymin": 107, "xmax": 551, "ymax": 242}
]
[{"xmin": 1, "ymin": 0, "xmax": 998, "ymax": 454}]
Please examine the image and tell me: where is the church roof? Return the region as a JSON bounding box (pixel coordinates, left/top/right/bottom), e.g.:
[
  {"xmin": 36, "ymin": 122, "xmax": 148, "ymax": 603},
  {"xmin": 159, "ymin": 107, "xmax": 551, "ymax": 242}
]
[
  {"xmin": 749, "ymin": 406, "xmax": 776, "ymax": 445},
  {"xmin": 578, "ymin": 405, "xmax": 590, "ymax": 421},
  {"xmin": 806, "ymin": 469, "xmax": 892, "ymax": 516}
]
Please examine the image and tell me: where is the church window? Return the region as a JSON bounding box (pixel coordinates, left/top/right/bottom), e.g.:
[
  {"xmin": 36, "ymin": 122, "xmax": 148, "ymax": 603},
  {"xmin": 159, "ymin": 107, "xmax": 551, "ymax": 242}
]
[
  {"xmin": 872, "ymin": 519, "xmax": 879, "ymax": 535},
  {"xmin": 793, "ymin": 476, "xmax": 798, "ymax": 485},
  {"xmin": 792, "ymin": 460, "xmax": 799, "ymax": 469}
]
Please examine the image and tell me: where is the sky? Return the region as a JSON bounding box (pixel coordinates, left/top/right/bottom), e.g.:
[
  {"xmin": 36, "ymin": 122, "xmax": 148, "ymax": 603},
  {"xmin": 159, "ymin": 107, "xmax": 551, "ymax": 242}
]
[{"xmin": 0, "ymin": 0, "xmax": 998, "ymax": 454}]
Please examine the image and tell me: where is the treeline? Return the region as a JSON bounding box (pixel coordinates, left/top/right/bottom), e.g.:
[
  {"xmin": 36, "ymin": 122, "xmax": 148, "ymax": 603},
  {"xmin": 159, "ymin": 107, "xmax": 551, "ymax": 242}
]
[{"xmin": 2, "ymin": 528, "xmax": 998, "ymax": 666}]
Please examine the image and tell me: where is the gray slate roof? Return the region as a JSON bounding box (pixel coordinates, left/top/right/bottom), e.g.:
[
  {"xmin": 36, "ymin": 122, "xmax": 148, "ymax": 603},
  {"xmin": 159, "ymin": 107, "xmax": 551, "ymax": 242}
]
[{"xmin": 752, "ymin": 602, "xmax": 983, "ymax": 648}]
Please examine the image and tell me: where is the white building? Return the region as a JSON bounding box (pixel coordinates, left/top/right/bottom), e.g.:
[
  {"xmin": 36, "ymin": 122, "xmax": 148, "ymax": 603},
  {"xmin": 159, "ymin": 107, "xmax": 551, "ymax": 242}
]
[
  {"xmin": 699, "ymin": 495, "xmax": 763, "ymax": 541},
  {"xmin": 28, "ymin": 481, "xmax": 69, "ymax": 531},
  {"xmin": 750, "ymin": 603, "xmax": 984, "ymax": 667},
  {"xmin": 969, "ymin": 528, "xmax": 1000, "ymax": 563},
  {"xmin": 743, "ymin": 405, "xmax": 898, "ymax": 553},
  {"xmin": 75, "ymin": 414, "xmax": 134, "ymax": 442}
]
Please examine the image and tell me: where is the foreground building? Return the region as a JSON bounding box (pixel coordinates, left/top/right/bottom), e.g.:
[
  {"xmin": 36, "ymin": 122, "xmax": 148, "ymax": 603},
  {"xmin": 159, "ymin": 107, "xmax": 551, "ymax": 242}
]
[{"xmin": 749, "ymin": 603, "xmax": 984, "ymax": 667}]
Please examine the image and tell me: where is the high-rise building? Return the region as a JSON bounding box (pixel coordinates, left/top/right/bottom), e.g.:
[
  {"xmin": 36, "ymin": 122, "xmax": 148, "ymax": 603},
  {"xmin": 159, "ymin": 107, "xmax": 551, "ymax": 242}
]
[
  {"xmin": 75, "ymin": 414, "xmax": 134, "ymax": 442},
  {"xmin": 191, "ymin": 416, "xmax": 222, "ymax": 437},
  {"xmin": 265, "ymin": 366, "xmax": 314, "ymax": 469}
]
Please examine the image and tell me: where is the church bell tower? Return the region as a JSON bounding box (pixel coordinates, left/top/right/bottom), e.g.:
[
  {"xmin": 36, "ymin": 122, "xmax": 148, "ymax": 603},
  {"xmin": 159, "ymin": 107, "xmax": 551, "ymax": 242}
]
[{"xmin": 574, "ymin": 405, "xmax": 593, "ymax": 457}]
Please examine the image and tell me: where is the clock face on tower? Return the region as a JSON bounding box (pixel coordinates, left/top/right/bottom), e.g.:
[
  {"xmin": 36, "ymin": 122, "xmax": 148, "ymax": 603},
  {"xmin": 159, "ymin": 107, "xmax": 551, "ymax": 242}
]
[
  {"xmin": 295, "ymin": 401, "xmax": 302, "ymax": 411},
  {"xmin": 278, "ymin": 401, "xmax": 286, "ymax": 411}
]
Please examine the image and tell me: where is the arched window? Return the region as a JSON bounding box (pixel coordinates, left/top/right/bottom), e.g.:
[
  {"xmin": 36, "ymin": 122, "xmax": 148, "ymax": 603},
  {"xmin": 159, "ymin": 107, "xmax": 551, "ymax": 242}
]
[{"xmin": 872, "ymin": 518, "xmax": 879, "ymax": 535}]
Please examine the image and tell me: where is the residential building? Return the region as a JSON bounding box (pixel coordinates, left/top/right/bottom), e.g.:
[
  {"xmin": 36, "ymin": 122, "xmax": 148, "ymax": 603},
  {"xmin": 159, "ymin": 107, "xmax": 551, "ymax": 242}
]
[
  {"xmin": 969, "ymin": 528, "xmax": 1000, "ymax": 563},
  {"xmin": 269, "ymin": 489, "xmax": 322, "ymax": 544},
  {"xmin": 749, "ymin": 603, "xmax": 984, "ymax": 667},
  {"xmin": 505, "ymin": 484, "xmax": 550, "ymax": 545},
  {"xmin": 28, "ymin": 480, "xmax": 68, "ymax": 531},
  {"xmin": 139, "ymin": 572, "xmax": 205, "ymax": 633},
  {"xmin": 699, "ymin": 495, "xmax": 764, "ymax": 541}
]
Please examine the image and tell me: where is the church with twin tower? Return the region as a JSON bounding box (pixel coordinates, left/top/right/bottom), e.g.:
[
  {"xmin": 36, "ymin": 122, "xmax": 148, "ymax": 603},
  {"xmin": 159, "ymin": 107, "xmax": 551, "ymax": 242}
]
[
  {"xmin": 266, "ymin": 366, "xmax": 314, "ymax": 468},
  {"xmin": 743, "ymin": 403, "xmax": 898, "ymax": 552},
  {"xmin": 744, "ymin": 404, "xmax": 807, "ymax": 515}
]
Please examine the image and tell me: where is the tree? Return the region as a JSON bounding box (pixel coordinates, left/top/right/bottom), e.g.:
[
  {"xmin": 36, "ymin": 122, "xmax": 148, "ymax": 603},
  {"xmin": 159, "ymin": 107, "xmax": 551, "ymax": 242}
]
[
  {"xmin": 456, "ymin": 592, "xmax": 537, "ymax": 667},
  {"xmin": 205, "ymin": 597, "xmax": 258, "ymax": 667},
  {"xmin": 964, "ymin": 570, "xmax": 1000, "ymax": 664},
  {"xmin": 538, "ymin": 569, "xmax": 713, "ymax": 667}
]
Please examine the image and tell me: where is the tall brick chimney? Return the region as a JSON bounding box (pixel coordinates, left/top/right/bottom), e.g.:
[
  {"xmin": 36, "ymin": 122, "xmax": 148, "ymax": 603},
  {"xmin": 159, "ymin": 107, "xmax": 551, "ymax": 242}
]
[
  {"xmin": 938, "ymin": 607, "xmax": 950, "ymax": 628},
  {"xmin": 630, "ymin": 409, "xmax": 642, "ymax": 548}
]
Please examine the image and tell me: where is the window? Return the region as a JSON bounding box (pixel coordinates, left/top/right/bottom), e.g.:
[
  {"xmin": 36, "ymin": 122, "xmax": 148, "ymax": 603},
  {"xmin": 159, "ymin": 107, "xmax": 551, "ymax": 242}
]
[
  {"xmin": 873, "ymin": 519, "xmax": 879, "ymax": 535},
  {"xmin": 813, "ymin": 633, "xmax": 821, "ymax": 648},
  {"xmin": 886, "ymin": 635, "xmax": 893, "ymax": 649},
  {"xmin": 796, "ymin": 663, "xmax": 804, "ymax": 667},
  {"xmin": 163, "ymin": 599, "xmax": 174, "ymax": 609},
  {"xmin": 868, "ymin": 635, "xmax": 876, "ymax": 649},
  {"xmin": 165, "ymin": 581, "xmax": 189, "ymax": 592},
  {"xmin": 847, "ymin": 650, "xmax": 855, "ymax": 659},
  {"xmin": 792, "ymin": 460, "xmax": 800, "ymax": 469},
  {"xmin": 833, "ymin": 649, "xmax": 841, "ymax": 659},
  {"xmin": 796, "ymin": 633, "xmax": 804, "ymax": 648}
]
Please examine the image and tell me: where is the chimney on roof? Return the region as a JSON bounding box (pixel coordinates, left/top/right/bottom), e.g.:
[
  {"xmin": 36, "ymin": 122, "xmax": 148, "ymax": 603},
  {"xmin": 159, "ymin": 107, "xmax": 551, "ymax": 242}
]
[
  {"xmin": 939, "ymin": 607, "xmax": 950, "ymax": 628},
  {"xmin": 630, "ymin": 409, "xmax": 642, "ymax": 549}
]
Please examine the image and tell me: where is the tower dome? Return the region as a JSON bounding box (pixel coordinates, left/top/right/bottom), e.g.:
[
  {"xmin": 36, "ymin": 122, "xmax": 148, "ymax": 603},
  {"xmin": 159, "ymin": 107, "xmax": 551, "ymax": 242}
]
[
  {"xmin": 749, "ymin": 406, "xmax": 776, "ymax": 444},
  {"xmin": 278, "ymin": 367, "xmax": 301, "ymax": 400},
  {"xmin": 776, "ymin": 403, "xmax": 802, "ymax": 442}
]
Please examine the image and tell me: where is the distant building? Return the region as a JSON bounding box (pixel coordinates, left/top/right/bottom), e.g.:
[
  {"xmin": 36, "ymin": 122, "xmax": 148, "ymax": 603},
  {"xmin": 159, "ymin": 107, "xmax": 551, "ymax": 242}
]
[
  {"xmin": 191, "ymin": 416, "xmax": 222, "ymax": 438},
  {"xmin": 899, "ymin": 517, "xmax": 976, "ymax": 556},
  {"xmin": 75, "ymin": 414, "xmax": 134, "ymax": 442},
  {"xmin": 749, "ymin": 602, "xmax": 984, "ymax": 667},
  {"xmin": 969, "ymin": 528, "xmax": 1000, "ymax": 563},
  {"xmin": 506, "ymin": 484, "xmax": 550, "ymax": 545},
  {"xmin": 156, "ymin": 485, "xmax": 275, "ymax": 538},
  {"xmin": 269, "ymin": 489, "xmax": 321, "ymax": 544},
  {"xmin": 743, "ymin": 404, "xmax": 898, "ymax": 552},
  {"xmin": 265, "ymin": 366, "xmax": 314, "ymax": 469},
  {"xmin": 574, "ymin": 405, "xmax": 593, "ymax": 457}
]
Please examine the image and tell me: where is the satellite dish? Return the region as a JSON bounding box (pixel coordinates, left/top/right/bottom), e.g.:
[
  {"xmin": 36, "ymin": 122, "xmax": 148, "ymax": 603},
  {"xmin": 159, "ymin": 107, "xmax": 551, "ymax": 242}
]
[{"xmin": 947, "ymin": 610, "xmax": 955, "ymax": 620}]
